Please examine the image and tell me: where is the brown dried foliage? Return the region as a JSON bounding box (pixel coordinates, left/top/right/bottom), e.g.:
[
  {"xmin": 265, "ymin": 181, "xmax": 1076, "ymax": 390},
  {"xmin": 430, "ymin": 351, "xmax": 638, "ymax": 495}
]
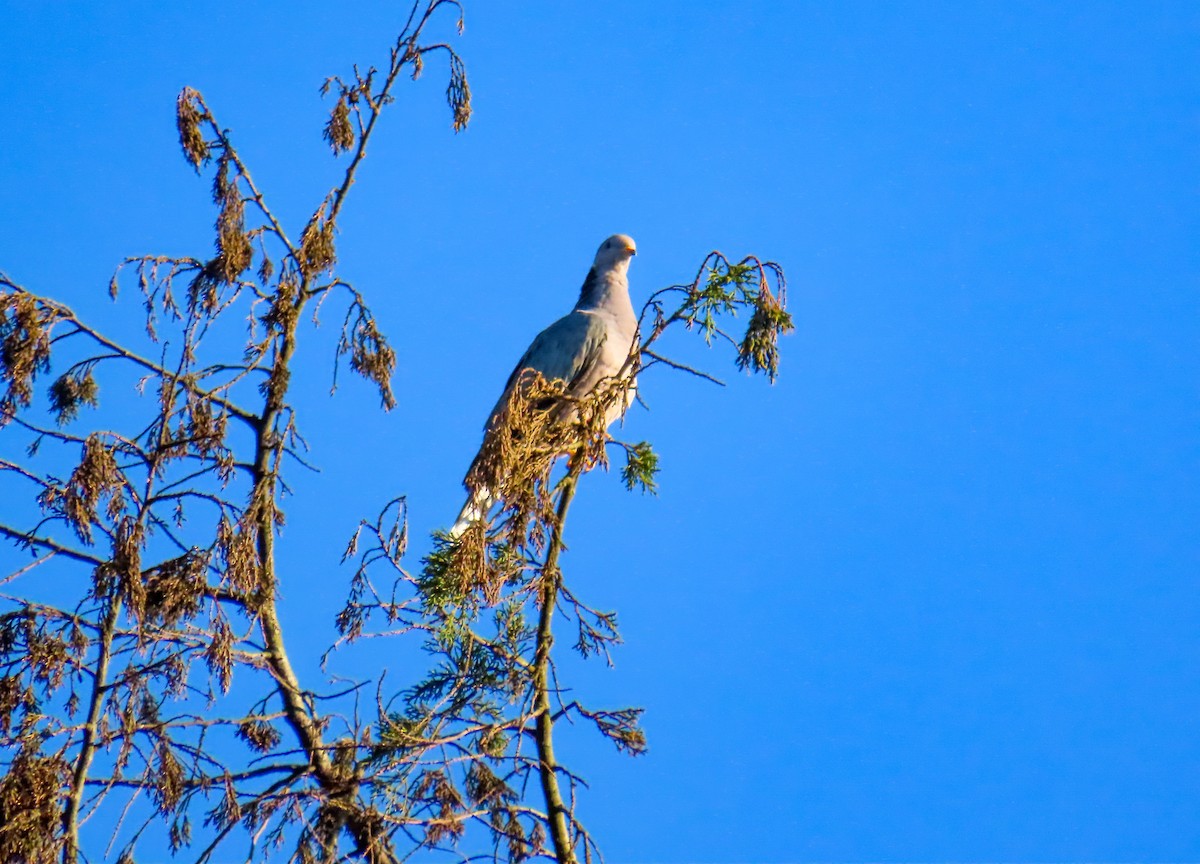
[
  {"xmin": 183, "ymin": 393, "xmax": 228, "ymax": 456},
  {"xmin": 344, "ymin": 309, "xmax": 397, "ymax": 411},
  {"xmin": 0, "ymin": 291, "xmax": 56, "ymax": 417},
  {"xmin": 48, "ymin": 368, "xmax": 100, "ymax": 425},
  {"xmin": 212, "ymin": 155, "xmax": 254, "ymax": 285},
  {"xmin": 204, "ymin": 616, "xmax": 235, "ymax": 694},
  {"xmin": 150, "ymin": 736, "xmax": 185, "ymax": 814},
  {"xmin": 38, "ymin": 435, "xmax": 126, "ymax": 545},
  {"xmin": 447, "ymin": 58, "xmax": 472, "ymax": 132},
  {"xmin": 419, "ymin": 769, "xmax": 467, "ymax": 845},
  {"xmin": 0, "ymin": 747, "xmax": 68, "ymax": 864},
  {"xmin": 324, "ymin": 96, "xmax": 355, "ymax": 154},
  {"xmin": 463, "ymin": 370, "xmax": 631, "ymax": 555},
  {"xmin": 236, "ymin": 717, "xmax": 282, "ymax": 753},
  {"xmin": 141, "ymin": 550, "xmax": 208, "ymax": 627},
  {"xmin": 2, "ymin": 612, "xmax": 71, "ymax": 692},
  {"xmin": 216, "ymin": 515, "xmax": 263, "ymax": 597},
  {"xmin": 108, "ymin": 516, "xmax": 147, "ymax": 618},
  {"xmin": 300, "ymin": 205, "xmax": 337, "ymax": 276},
  {"xmin": 176, "ymin": 87, "xmax": 210, "ymax": 171},
  {"xmin": 0, "ymin": 675, "xmax": 33, "ymax": 735}
]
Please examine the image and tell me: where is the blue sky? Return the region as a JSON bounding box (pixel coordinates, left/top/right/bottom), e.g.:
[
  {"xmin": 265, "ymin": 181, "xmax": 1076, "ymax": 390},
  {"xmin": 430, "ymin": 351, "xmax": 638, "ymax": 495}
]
[{"xmin": 2, "ymin": 1, "xmax": 1198, "ymax": 860}]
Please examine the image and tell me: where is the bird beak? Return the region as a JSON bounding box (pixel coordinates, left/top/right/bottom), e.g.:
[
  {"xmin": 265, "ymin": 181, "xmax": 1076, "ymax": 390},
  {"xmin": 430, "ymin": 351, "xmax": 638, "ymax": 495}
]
[{"xmin": 625, "ymin": 246, "xmax": 637, "ymax": 255}]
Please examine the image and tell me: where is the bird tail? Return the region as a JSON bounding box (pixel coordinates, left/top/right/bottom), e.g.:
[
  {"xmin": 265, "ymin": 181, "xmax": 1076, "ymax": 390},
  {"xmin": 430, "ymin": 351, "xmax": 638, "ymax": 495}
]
[{"xmin": 448, "ymin": 485, "xmax": 495, "ymax": 539}]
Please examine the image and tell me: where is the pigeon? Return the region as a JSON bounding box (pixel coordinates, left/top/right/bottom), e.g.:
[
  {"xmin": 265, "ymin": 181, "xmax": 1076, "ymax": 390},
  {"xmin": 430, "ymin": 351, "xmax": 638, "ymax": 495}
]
[{"xmin": 450, "ymin": 234, "xmax": 639, "ymax": 537}]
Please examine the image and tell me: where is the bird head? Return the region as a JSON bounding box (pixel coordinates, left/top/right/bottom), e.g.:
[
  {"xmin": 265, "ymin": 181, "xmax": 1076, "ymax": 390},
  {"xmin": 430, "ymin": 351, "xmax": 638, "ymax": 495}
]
[{"xmin": 594, "ymin": 234, "xmax": 637, "ymax": 271}]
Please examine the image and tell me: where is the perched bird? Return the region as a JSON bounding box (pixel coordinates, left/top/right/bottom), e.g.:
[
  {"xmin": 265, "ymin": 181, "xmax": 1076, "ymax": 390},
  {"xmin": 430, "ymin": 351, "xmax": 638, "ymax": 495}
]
[{"xmin": 450, "ymin": 234, "xmax": 639, "ymax": 537}]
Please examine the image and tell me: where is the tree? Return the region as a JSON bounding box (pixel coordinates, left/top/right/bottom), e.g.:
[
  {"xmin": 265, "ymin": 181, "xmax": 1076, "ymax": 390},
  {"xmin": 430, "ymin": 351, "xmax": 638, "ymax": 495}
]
[{"xmin": 0, "ymin": 3, "xmax": 791, "ymax": 861}]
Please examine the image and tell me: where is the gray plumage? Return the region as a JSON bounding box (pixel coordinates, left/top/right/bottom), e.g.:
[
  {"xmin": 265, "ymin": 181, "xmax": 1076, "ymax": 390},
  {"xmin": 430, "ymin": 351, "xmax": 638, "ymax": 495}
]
[{"xmin": 450, "ymin": 234, "xmax": 639, "ymax": 536}]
